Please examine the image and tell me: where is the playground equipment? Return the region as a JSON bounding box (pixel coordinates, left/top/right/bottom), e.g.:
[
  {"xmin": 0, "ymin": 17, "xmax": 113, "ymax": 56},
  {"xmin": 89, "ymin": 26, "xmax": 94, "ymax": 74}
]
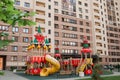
[
  {"xmin": 25, "ymin": 26, "xmax": 93, "ymax": 77},
  {"xmin": 26, "ymin": 26, "xmax": 60, "ymax": 76},
  {"xmin": 40, "ymin": 55, "xmax": 60, "ymax": 76},
  {"xmin": 76, "ymin": 36, "xmax": 93, "ymax": 75}
]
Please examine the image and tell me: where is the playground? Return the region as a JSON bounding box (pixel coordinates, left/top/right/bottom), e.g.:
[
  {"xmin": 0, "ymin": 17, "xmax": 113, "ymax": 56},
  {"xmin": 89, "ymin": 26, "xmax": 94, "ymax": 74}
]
[{"xmin": 25, "ymin": 26, "xmax": 94, "ymax": 77}]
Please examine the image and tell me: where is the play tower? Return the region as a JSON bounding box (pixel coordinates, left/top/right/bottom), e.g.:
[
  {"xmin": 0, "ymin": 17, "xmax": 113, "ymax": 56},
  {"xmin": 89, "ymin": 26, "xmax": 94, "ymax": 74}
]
[{"xmin": 26, "ymin": 26, "xmax": 60, "ymax": 76}]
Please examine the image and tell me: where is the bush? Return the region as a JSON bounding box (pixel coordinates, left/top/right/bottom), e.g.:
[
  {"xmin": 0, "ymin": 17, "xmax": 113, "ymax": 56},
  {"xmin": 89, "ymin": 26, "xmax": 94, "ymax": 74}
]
[
  {"xmin": 91, "ymin": 64, "xmax": 103, "ymax": 80},
  {"xmin": 10, "ymin": 66, "xmax": 17, "ymax": 71}
]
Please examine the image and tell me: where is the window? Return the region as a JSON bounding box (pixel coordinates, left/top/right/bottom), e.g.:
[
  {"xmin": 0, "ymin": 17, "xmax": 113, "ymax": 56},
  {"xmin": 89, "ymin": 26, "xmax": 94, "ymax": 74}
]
[
  {"xmin": 80, "ymin": 35, "xmax": 84, "ymax": 39},
  {"xmin": 22, "ymin": 46, "xmax": 27, "ymax": 52},
  {"xmin": 12, "ymin": 36, "xmax": 18, "ymax": 42},
  {"xmin": 23, "ymin": 37, "xmax": 29, "ymax": 42},
  {"xmin": 24, "ymin": 2, "xmax": 30, "ymax": 7},
  {"xmin": 12, "ymin": 46, "xmax": 18, "ymax": 52},
  {"xmin": 85, "ymin": 9, "xmax": 88, "ymax": 13},
  {"xmin": 80, "ymin": 28, "xmax": 83, "ymax": 32},
  {"xmin": 48, "ymin": 29, "xmax": 51, "ymax": 34},
  {"xmin": 54, "ymin": 1, "xmax": 58, "ymax": 6},
  {"xmin": 79, "ymin": 21, "xmax": 83, "ymax": 25},
  {"xmin": 79, "ymin": 8, "xmax": 82, "ymax": 13},
  {"xmin": 86, "ymin": 29, "xmax": 90, "ymax": 33},
  {"xmin": 48, "ymin": 5, "xmax": 51, "ymax": 9},
  {"xmin": 54, "ymin": 24, "xmax": 59, "ymax": 28},
  {"xmin": 78, "ymin": 1, "xmax": 82, "ymax": 5},
  {"xmin": 85, "ymin": 16, "xmax": 89, "ymax": 19},
  {"xmin": 86, "ymin": 22, "xmax": 90, "ymax": 26},
  {"xmin": 63, "ymin": 33, "xmax": 77, "ymax": 39},
  {"xmin": 0, "ymin": 46, "xmax": 7, "ymax": 51},
  {"xmin": 48, "ymin": 38, "xmax": 51, "ymax": 43},
  {"xmin": 24, "ymin": 10, "xmax": 30, "ymax": 13},
  {"xmin": 11, "ymin": 56, "xmax": 17, "ymax": 61},
  {"xmin": 22, "ymin": 56, "xmax": 27, "ymax": 61},
  {"xmin": 0, "ymin": 25, "xmax": 9, "ymax": 31},
  {"xmin": 54, "ymin": 9, "xmax": 58, "ymax": 13},
  {"xmin": 79, "ymin": 14, "xmax": 82, "ymax": 18},
  {"xmin": 23, "ymin": 28, "xmax": 29, "ymax": 33},
  {"xmin": 12, "ymin": 27, "xmax": 19, "ymax": 32},
  {"xmin": 87, "ymin": 36, "xmax": 90, "ymax": 40},
  {"xmin": 62, "ymin": 41, "xmax": 78, "ymax": 46},
  {"xmin": 48, "ymin": 21, "xmax": 51, "ymax": 26},
  {"xmin": 54, "ymin": 16, "xmax": 58, "ymax": 21},
  {"xmin": 55, "ymin": 32, "xmax": 59, "ymax": 37},
  {"xmin": 85, "ymin": 3, "xmax": 88, "ymax": 7},
  {"xmin": 48, "ymin": 13, "xmax": 51, "ymax": 17},
  {"xmin": 55, "ymin": 40, "xmax": 59, "ymax": 45},
  {"xmin": 62, "ymin": 49, "xmax": 78, "ymax": 54},
  {"xmin": 15, "ymin": 0, "xmax": 20, "ymax": 5}
]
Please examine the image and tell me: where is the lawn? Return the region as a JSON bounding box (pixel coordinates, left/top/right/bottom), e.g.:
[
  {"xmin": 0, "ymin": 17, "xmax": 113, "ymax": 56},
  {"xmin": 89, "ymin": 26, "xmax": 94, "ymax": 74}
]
[{"xmin": 76, "ymin": 76, "xmax": 120, "ymax": 80}]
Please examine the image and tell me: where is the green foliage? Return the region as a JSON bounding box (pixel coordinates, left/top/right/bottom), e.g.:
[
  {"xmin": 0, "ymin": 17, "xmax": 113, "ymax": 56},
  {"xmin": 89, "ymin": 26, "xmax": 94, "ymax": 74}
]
[
  {"xmin": 91, "ymin": 64, "xmax": 103, "ymax": 80},
  {"xmin": 0, "ymin": 40, "xmax": 13, "ymax": 48},
  {"xmin": 0, "ymin": 0, "xmax": 36, "ymax": 26},
  {"xmin": 0, "ymin": 71, "xmax": 4, "ymax": 75},
  {"xmin": 0, "ymin": 32, "xmax": 13, "ymax": 48}
]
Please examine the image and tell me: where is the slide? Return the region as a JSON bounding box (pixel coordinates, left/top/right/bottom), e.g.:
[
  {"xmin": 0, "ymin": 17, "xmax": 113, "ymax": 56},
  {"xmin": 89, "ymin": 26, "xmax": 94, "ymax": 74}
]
[
  {"xmin": 40, "ymin": 55, "xmax": 60, "ymax": 76},
  {"xmin": 76, "ymin": 58, "xmax": 92, "ymax": 73}
]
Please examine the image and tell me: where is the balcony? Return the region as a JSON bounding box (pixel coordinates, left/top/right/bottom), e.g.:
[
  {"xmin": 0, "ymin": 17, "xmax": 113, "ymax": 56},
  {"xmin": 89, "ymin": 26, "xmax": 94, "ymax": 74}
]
[
  {"xmin": 36, "ymin": 1, "xmax": 45, "ymax": 7},
  {"xmin": 35, "ymin": 1, "xmax": 45, "ymax": 11},
  {"xmin": 35, "ymin": 18, "xmax": 45, "ymax": 24}
]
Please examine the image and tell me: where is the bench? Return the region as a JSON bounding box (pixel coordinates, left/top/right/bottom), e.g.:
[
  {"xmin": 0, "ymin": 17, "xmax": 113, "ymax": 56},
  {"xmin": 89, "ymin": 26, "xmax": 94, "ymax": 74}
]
[{"xmin": 57, "ymin": 70, "xmax": 73, "ymax": 78}]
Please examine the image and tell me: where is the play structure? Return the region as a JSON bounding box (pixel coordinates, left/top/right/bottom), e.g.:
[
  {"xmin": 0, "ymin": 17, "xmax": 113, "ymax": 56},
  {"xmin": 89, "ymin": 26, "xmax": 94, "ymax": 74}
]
[
  {"xmin": 25, "ymin": 26, "xmax": 93, "ymax": 76},
  {"xmin": 26, "ymin": 26, "xmax": 60, "ymax": 76}
]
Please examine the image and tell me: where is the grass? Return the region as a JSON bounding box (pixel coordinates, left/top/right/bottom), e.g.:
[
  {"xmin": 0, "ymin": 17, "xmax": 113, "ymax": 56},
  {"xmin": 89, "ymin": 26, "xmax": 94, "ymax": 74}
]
[
  {"xmin": 76, "ymin": 76, "xmax": 120, "ymax": 80},
  {"xmin": 102, "ymin": 70, "xmax": 113, "ymax": 75},
  {"xmin": 0, "ymin": 71, "xmax": 4, "ymax": 75}
]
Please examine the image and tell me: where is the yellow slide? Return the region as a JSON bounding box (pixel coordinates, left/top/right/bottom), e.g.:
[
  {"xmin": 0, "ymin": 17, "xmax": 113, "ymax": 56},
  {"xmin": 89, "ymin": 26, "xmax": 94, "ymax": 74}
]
[
  {"xmin": 40, "ymin": 55, "xmax": 60, "ymax": 76},
  {"xmin": 76, "ymin": 58, "xmax": 92, "ymax": 73}
]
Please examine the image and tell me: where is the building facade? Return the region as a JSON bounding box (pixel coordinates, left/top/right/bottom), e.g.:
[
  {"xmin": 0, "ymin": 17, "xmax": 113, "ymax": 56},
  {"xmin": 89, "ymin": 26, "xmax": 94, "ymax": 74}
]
[{"xmin": 54, "ymin": 0, "xmax": 93, "ymax": 56}]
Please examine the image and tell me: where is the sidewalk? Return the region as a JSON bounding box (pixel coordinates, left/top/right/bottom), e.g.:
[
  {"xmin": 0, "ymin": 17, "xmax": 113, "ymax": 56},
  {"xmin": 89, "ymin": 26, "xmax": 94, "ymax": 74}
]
[
  {"xmin": 0, "ymin": 71, "xmax": 120, "ymax": 80},
  {"xmin": 52, "ymin": 72, "xmax": 120, "ymax": 80},
  {"xmin": 0, "ymin": 71, "xmax": 28, "ymax": 80}
]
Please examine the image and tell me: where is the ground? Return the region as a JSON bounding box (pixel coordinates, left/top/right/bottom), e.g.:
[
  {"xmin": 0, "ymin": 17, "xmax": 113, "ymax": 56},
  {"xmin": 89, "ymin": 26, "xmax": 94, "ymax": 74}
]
[{"xmin": 0, "ymin": 70, "xmax": 120, "ymax": 80}]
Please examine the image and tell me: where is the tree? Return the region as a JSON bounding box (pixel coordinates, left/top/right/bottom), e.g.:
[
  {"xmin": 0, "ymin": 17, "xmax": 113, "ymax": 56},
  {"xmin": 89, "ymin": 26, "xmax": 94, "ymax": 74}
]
[
  {"xmin": 0, "ymin": 0, "xmax": 36, "ymax": 26},
  {"xmin": 0, "ymin": 0, "xmax": 36, "ymax": 48},
  {"xmin": 91, "ymin": 55, "xmax": 103, "ymax": 80}
]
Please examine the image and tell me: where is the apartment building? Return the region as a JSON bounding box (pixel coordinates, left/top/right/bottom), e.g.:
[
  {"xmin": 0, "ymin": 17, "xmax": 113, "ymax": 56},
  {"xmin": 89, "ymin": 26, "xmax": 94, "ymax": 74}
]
[
  {"xmin": 106, "ymin": 0, "xmax": 120, "ymax": 65},
  {"xmin": 54, "ymin": 0, "xmax": 93, "ymax": 57}
]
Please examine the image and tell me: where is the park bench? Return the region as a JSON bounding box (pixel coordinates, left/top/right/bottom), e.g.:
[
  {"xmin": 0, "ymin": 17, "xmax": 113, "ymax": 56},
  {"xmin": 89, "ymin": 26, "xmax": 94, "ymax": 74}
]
[{"xmin": 57, "ymin": 70, "xmax": 73, "ymax": 78}]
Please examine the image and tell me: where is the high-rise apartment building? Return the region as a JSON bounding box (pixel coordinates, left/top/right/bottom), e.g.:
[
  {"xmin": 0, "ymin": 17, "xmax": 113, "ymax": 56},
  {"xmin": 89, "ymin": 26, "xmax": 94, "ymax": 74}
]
[
  {"xmin": 106, "ymin": 0, "xmax": 120, "ymax": 65},
  {"xmin": 54, "ymin": 0, "xmax": 93, "ymax": 58},
  {"xmin": 0, "ymin": 0, "xmax": 120, "ymax": 70}
]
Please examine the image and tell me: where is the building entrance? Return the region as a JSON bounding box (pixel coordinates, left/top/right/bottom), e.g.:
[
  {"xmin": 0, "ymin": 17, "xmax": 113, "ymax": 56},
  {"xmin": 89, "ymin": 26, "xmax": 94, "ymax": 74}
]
[{"xmin": 0, "ymin": 55, "xmax": 6, "ymax": 70}]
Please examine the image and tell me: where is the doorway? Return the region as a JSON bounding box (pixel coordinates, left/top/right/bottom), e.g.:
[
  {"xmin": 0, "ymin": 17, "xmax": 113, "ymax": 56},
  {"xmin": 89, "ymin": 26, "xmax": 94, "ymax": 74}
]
[{"xmin": 0, "ymin": 55, "xmax": 6, "ymax": 70}]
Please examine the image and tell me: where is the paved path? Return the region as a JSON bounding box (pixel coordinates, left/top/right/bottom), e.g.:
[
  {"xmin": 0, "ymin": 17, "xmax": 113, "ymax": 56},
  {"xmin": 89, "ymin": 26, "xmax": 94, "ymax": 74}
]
[
  {"xmin": 0, "ymin": 71, "xmax": 120, "ymax": 80},
  {"xmin": 51, "ymin": 72, "xmax": 120, "ymax": 80},
  {"xmin": 0, "ymin": 71, "xmax": 28, "ymax": 80}
]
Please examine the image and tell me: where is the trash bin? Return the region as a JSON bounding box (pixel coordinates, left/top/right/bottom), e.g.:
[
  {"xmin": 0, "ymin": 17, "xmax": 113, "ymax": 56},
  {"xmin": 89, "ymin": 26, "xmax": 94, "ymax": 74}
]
[{"xmin": 79, "ymin": 72, "xmax": 84, "ymax": 77}]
